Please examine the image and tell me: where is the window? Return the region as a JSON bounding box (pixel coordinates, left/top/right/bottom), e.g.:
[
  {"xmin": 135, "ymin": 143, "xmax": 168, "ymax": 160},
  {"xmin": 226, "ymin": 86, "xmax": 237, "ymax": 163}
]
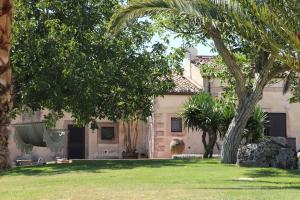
[
  {"xmin": 97, "ymin": 123, "xmax": 119, "ymax": 144},
  {"xmin": 171, "ymin": 118, "xmax": 182, "ymax": 132},
  {"xmin": 101, "ymin": 127, "xmax": 115, "ymax": 140}
]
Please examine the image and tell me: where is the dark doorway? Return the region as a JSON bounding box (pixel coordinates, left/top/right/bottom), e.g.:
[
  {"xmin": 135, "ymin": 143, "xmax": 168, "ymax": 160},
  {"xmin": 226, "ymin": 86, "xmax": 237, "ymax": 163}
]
[
  {"xmin": 265, "ymin": 113, "xmax": 287, "ymax": 137},
  {"xmin": 68, "ymin": 125, "xmax": 85, "ymax": 159}
]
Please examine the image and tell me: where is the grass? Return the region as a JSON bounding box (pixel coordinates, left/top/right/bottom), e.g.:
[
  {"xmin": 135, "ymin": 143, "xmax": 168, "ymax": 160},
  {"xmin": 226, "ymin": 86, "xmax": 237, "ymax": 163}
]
[{"xmin": 0, "ymin": 159, "xmax": 300, "ymax": 200}]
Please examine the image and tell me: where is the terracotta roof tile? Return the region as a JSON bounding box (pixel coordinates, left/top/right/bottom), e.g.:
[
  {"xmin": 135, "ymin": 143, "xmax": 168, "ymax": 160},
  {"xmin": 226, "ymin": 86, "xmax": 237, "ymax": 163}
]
[{"xmin": 168, "ymin": 74, "xmax": 202, "ymax": 94}]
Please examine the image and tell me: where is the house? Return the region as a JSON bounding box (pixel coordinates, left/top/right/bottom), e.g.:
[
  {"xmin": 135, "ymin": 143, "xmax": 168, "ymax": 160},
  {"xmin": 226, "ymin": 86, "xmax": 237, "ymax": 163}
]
[
  {"xmin": 9, "ymin": 73, "xmax": 205, "ymax": 162},
  {"xmin": 185, "ymin": 49, "xmax": 300, "ymax": 151},
  {"xmin": 8, "ymin": 48, "xmax": 300, "ymax": 163}
]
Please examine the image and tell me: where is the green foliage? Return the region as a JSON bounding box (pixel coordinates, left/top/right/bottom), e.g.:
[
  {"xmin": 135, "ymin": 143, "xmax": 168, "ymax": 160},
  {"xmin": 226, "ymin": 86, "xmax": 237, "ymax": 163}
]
[
  {"xmin": 110, "ymin": 0, "xmax": 299, "ymax": 163},
  {"xmin": 218, "ymin": 103, "xmax": 235, "ymax": 137},
  {"xmin": 109, "ymin": 0, "xmax": 300, "ymax": 120},
  {"xmin": 281, "ymin": 71, "xmax": 300, "ymax": 103},
  {"xmin": 181, "ymin": 93, "xmax": 268, "ymax": 144},
  {"xmin": 181, "ymin": 92, "xmax": 221, "ymax": 134},
  {"xmin": 181, "ymin": 92, "xmax": 222, "ymax": 158},
  {"xmin": 245, "ymin": 107, "xmax": 268, "ymax": 144},
  {"xmin": 201, "ymin": 55, "xmax": 298, "ymax": 104},
  {"xmin": 218, "ymin": 103, "xmax": 268, "ymax": 144},
  {"xmin": 200, "ymin": 54, "xmax": 275, "ymax": 103},
  {"xmin": 221, "ymin": 0, "xmax": 300, "ymax": 70},
  {"xmin": 12, "ymin": 0, "xmax": 182, "ymax": 126},
  {"xmin": 289, "ymin": 80, "xmax": 300, "ymax": 103},
  {"xmin": 111, "ymin": 0, "xmax": 299, "ymax": 65}
]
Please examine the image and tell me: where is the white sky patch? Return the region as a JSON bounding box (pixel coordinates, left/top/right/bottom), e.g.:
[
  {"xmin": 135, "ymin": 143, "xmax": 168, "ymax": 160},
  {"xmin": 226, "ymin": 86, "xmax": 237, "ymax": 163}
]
[{"xmin": 151, "ymin": 33, "xmax": 217, "ymax": 56}]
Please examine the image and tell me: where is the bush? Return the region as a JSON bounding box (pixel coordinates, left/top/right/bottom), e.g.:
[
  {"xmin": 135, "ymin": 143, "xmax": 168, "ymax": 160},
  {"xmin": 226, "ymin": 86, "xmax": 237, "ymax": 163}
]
[{"xmin": 181, "ymin": 93, "xmax": 268, "ymax": 158}]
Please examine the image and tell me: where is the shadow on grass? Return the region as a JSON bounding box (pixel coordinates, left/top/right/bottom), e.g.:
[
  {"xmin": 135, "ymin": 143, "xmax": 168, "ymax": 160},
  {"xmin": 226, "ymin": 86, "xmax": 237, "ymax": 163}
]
[
  {"xmin": 243, "ymin": 167, "xmax": 300, "ymax": 178},
  {"xmin": 193, "ymin": 185, "xmax": 300, "ymax": 190},
  {"xmin": 0, "ymin": 159, "xmax": 207, "ymax": 177},
  {"xmin": 231, "ymin": 179, "xmax": 300, "ymax": 186},
  {"xmin": 227, "ymin": 166, "xmax": 300, "ymax": 190}
]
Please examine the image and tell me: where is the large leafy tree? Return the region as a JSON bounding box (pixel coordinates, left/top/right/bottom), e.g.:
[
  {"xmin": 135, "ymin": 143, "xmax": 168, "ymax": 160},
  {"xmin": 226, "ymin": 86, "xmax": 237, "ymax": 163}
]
[
  {"xmin": 110, "ymin": 0, "xmax": 299, "ymax": 163},
  {"xmin": 11, "ymin": 0, "xmax": 180, "ymax": 158},
  {"xmin": 0, "ymin": 0, "xmax": 13, "ymax": 170}
]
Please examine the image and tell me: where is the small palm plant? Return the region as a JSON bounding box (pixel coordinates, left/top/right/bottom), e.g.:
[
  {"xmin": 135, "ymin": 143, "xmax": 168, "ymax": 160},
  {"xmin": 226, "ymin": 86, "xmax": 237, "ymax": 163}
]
[
  {"xmin": 181, "ymin": 93, "xmax": 222, "ymax": 158},
  {"xmin": 244, "ymin": 107, "xmax": 269, "ymax": 144},
  {"xmin": 181, "ymin": 93, "xmax": 268, "ymax": 158}
]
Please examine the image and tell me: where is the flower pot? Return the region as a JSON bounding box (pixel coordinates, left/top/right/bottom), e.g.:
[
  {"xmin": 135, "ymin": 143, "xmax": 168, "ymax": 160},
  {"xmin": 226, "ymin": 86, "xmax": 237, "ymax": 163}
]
[
  {"xmin": 122, "ymin": 151, "xmax": 138, "ymax": 159},
  {"xmin": 170, "ymin": 138, "xmax": 185, "ymax": 155}
]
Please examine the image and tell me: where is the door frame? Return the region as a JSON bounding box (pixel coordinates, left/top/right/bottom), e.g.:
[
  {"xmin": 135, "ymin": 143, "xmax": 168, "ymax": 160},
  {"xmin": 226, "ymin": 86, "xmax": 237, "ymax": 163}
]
[{"xmin": 64, "ymin": 120, "xmax": 89, "ymax": 159}]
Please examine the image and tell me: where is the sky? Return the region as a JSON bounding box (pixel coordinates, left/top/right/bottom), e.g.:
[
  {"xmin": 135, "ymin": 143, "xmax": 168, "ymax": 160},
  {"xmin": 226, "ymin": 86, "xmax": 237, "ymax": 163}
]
[{"xmin": 151, "ymin": 33, "xmax": 217, "ymax": 56}]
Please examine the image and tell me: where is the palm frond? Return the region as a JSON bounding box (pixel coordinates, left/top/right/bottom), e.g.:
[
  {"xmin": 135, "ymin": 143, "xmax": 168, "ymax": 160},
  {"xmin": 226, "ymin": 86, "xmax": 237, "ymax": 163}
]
[
  {"xmin": 110, "ymin": 0, "xmax": 174, "ymax": 34},
  {"xmin": 208, "ymin": 0, "xmax": 300, "ymax": 71},
  {"xmin": 109, "ymin": 0, "xmax": 226, "ymax": 34},
  {"xmin": 111, "ymin": 0, "xmax": 300, "ymax": 71}
]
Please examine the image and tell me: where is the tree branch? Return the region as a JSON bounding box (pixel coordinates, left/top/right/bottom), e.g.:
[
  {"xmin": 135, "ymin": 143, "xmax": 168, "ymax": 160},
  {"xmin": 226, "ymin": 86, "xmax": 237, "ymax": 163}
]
[
  {"xmin": 206, "ymin": 23, "xmax": 246, "ymax": 98},
  {"xmin": 254, "ymin": 54, "xmax": 275, "ymax": 95}
]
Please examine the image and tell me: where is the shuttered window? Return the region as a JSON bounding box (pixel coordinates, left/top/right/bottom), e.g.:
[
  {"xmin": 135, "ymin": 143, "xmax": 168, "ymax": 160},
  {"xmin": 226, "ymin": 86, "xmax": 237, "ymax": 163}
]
[
  {"xmin": 265, "ymin": 113, "xmax": 287, "ymax": 137},
  {"xmin": 171, "ymin": 118, "xmax": 183, "ymax": 132}
]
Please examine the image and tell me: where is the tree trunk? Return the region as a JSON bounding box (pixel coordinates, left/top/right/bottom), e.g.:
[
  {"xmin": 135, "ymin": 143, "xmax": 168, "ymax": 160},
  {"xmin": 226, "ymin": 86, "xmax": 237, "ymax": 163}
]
[
  {"xmin": 221, "ymin": 93, "xmax": 262, "ymax": 164},
  {"xmin": 208, "ymin": 132, "xmax": 217, "ymax": 158},
  {"xmin": 202, "ymin": 131, "xmax": 209, "ymax": 158},
  {"xmin": 131, "ymin": 121, "xmax": 139, "ymax": 152},
  {"xmin": 220, "ymin": 51, "xmax": 274, "ymax": 164},
  {"xmin": 208, "ymin": 22, "xmax": 275, "ymax": 164},
  {"xmin": 0, "ymin": 0, "xmax": 13, "ymax": 171},
  {"xmin": 202, "ymin": 130, "xmax": 217, "ymax": 159},
  {"xmin": 127, "ymin": 121, "xmax": 131, "ymax": 152}
]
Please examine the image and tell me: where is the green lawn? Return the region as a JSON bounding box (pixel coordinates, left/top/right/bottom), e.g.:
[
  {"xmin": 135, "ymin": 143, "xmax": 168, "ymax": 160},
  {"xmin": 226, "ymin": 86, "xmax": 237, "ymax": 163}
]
[{"xmin": 0, "ymin": 159, "xmax": 300, "ymax": 200}]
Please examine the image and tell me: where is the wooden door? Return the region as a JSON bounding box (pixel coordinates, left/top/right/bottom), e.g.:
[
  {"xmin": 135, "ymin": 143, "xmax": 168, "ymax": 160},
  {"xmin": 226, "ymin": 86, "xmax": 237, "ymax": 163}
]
[
  {"xmin": 266, "ymin": 113, "xmax": 287, "ymax": 137},
  {"xmin": 68, "ymin": 125, "xmax": 85, "ymax": 159}
]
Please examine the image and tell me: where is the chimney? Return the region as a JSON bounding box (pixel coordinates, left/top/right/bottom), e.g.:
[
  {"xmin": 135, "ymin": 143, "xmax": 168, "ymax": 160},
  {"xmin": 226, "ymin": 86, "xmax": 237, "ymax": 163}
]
[{"xmin": 184, "ymin": 47, "xmax": 198, "ymax": 79}]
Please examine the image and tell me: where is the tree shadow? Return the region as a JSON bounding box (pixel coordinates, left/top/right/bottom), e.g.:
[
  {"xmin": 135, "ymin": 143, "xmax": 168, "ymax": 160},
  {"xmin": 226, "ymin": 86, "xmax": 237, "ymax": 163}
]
[
  {"xmin": 226, "ymin": 167, "xmax": 300, "ymax": 190},
  {"xmin": 0, "ymin": 159, "xmax": 203, "ymax": 177},
  {"xmin": 231, "ymin": 179, "xmax": 300, "ymax": 186},
  {"xmin": 243, "ymin": 167, "xmax": 300, "ymax": 178},
  {"xmin": 193, "ymin": 185, "xmax": 300, "ymax": 190}
]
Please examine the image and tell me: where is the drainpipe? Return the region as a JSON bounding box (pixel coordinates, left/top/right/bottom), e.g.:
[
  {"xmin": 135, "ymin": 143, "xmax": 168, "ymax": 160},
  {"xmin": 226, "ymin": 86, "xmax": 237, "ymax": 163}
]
[{"xmin": 208, "ymin": 76, "xmax": 212, "ymax": 95}]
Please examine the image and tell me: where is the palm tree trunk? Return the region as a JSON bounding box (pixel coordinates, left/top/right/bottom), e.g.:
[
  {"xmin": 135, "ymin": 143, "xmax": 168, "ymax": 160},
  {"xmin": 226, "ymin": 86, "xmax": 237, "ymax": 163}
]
[
  {"xmin": 202, "ymin": 131, "xmax": 209, "ymax": 158},
  {"xmin": 203, "ymin": 131, "xmax": 217, "ymax": 159},
  {"xmin": 0, "ymin": 0, "xmax": 13, "ymax": 171},
  {"xmin": 208, "ymin": 132, "xmax": 217, "ymax": 158}
]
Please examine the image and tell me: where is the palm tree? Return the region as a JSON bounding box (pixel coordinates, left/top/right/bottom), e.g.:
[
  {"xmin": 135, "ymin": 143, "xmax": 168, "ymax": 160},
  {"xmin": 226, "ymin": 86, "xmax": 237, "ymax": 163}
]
[
  {"xmin": 181, "ymin": 93, "xmax": 268, "ymax": 158},
  {"xmin": 181, "ymin": 92, "xmax": 222, "ymax": 158},
  {"xmin": 111, "ymin": 0, "xmax": 299, "ymax": 70},
  {"xmin": 110, "ymin": 0, "xmax": 299, "ymax": 163},
  {"xmin": 0, "ymin": 0, "xmax": 13, "ymax": 170}
]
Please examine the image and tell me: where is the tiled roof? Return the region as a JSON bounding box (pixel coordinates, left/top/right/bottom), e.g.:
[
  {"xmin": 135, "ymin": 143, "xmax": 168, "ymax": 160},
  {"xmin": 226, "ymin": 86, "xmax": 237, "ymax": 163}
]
[
  {"xmin": 192, "ymin": 55, "xmax": 215, "ymax": 65},
  {"xmin": 168, "ymin": 74, "xmax": 202, "ymax": 94},
  {"xmin": 166, "ymin": 55, "xmax": 214, "ymax": 95}
]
